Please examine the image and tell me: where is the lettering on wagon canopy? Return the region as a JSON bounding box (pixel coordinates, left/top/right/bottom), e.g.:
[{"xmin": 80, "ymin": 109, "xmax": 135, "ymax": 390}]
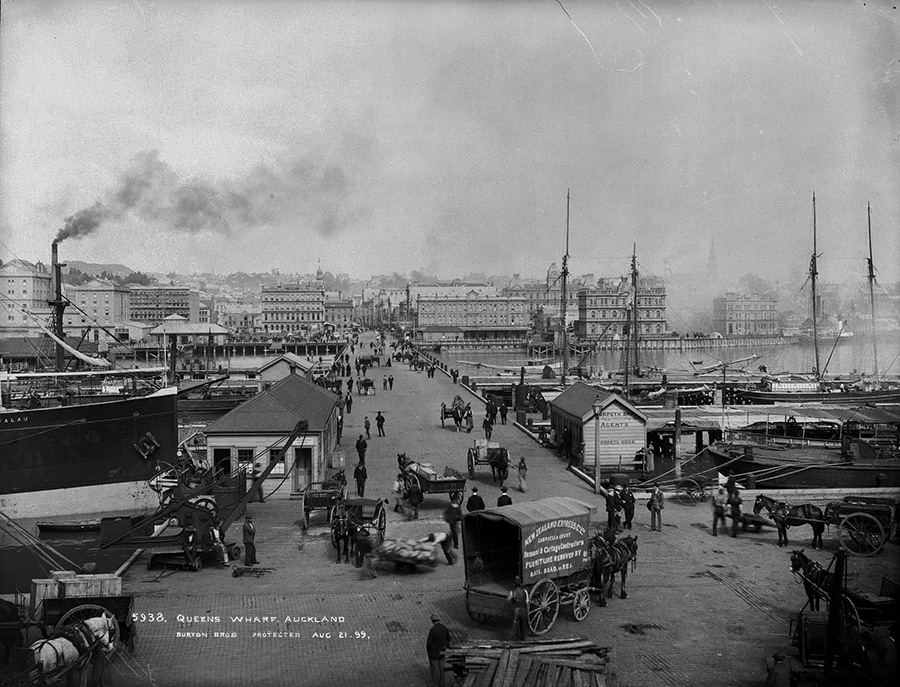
[{"xmin": 521, "ymin": 518, "xmax": 589, "ymax": 580}]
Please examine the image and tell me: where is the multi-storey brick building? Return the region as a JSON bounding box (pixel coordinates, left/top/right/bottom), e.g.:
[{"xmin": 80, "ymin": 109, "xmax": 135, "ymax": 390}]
[
  {"xmin": 0, "ymin": 259, "xmax": 53, "ymax": 338},
  {"xmin": 712, "ymin": 292, "xmax": 778, "ymax": 336},
  {"xmin": 324, "ymin": 298, "xmax": 354, "ymax": 332},
  {"xmin": 574, "ymin": 276, "xmax": 668, "ymax": 339},
  {"xmin": 63, "ymin": 279, "xmax": 130, "ymax": 342},
  {"xmin": 129, "ymin": 284, "xmax": 201, "ymax": 326},
  {"xmin": 415, "ymin": 294, "xmax": 528, "ymax": 341},
  {"xmin": 261, "ymin": 281, "xmax": 325, "ymax": 336}
]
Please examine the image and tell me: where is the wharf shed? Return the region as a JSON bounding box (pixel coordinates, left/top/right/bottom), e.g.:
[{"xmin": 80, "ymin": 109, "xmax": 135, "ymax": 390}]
[
  {"xmin": 257, "ymin": 352, "xmax": 319, "ymax": 386},
  {"xmin": 202, "ymin": 374, "xmax": 339, "ymax": 496},
  {"xmin": 549, "ymin": 383, "xmax": 647, "ymax": 470}
]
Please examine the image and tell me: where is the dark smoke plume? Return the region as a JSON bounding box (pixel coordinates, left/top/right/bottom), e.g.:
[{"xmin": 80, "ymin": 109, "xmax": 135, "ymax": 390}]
[{"xmin": 55, "ymin": 150, "xmax": 362, "ymax": 242}]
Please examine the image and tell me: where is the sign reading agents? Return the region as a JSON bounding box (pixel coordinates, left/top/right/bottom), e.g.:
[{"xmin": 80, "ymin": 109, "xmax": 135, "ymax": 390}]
[{"xmin": 520, "ymin": 518, "xmax": 590, "ymax": 583}]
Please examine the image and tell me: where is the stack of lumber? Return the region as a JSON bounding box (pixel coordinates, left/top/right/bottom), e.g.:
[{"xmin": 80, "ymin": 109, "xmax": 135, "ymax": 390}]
[{"xmin": 445, "ymin": 638, "xmax": 616, "ymax": 687}]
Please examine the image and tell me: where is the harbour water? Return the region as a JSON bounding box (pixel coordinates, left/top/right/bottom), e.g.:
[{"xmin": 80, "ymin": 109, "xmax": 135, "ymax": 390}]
[{"xmin": 438, "ymin": 336, "xmax": 900, "ymax": 380}]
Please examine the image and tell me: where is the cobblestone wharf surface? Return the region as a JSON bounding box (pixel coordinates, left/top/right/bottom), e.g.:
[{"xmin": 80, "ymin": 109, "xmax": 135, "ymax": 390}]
[{"xmin": 109, "ymin": 333, "xmax": 899, "ymax": 687}]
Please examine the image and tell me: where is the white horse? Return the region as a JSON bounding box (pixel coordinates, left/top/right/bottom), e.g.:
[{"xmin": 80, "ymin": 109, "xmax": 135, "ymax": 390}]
[{"xmin": 29, "ymin": 615, "xmax": 115, "ymax": 674}]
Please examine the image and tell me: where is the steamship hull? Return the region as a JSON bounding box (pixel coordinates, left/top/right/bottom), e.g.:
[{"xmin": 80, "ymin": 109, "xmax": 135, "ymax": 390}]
[
  {"xmin": 0, "ymin": 388, "xmax": 178, "ymax": 518},
  {"xmin": 705, "ymin": 442, "xmax": 900, "ymax": 489}
]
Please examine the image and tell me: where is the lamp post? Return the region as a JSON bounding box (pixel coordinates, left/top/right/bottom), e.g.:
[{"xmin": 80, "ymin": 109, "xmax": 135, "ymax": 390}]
[{"xmin": 592, "ymin": 397, "xmax": 602, "ymax": 494}]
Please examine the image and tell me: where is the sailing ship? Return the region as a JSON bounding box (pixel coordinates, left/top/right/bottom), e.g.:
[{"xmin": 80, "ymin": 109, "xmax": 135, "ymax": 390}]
[
  {"xmin": 0, "ymin": 242, "xmax": 178, "ymax": 519},
  {"xmin": 737, "ymin": 196, "xmax": 900, "ymax": 404}
]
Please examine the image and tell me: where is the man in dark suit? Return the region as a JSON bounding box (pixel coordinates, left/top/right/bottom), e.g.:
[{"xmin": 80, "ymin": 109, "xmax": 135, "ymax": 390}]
[
  {"xmin": 497, "ymin": 486, "xmax": 512, "ymax": 507},
  {"xmin": 426, "ymin": 612, "xmax": 451, "ymax": 687},
  {"xmin": 243, "ymin": 514, "xmax": 259, "ymax": 565},
  {"xmin": 466, "ymin": 487, "xmax": 485, "ymax": 512}
]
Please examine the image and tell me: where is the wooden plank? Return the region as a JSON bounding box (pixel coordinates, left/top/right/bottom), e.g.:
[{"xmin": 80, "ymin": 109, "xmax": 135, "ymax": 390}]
[
  {"xmin": 479, "ymin": 655, "xmax": 500, "ymax": 687},
  {"xmin": 517, "ymin": 640, "xmax": 596, "ymax": 653},
  {"xmin": 492, "ymin": 649, "xmax": 512, "ymax": 687},
  {"xmin": 522, "ymin": 659, "xmax": 542, "ymax": 687},
  {"xmin": 512, "ymin": 656, "xmax": 534, "ymax": 687},
  {"xmin": 499, "ymin": 650, "xmax": 520, "ymax": 687}
]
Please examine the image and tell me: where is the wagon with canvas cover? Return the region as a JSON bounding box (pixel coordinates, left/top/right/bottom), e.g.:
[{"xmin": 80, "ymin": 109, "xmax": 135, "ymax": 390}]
[{"xmin": 462, "ymin": 497, "xmax": 595, "ymax": 635}]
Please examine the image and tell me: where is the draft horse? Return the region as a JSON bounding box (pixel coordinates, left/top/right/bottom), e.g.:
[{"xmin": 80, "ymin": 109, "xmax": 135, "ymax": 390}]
[
  {"xmin": 790, "ymin": 549, "xmax": 834, "ymax": 612},
  {"xmin": 330, "ymin": 509, "xmax": 356, "ymax": 564},
  {"xmin": 590, "ymin": 534, "xmax": 638, "ymax": 607},
  {"xmin": 487, "ymin": 448, "xmax": 510, "ymax": 486},
  {"xmin": 754, "ymin": 494, "xmax": 825, "ymax": 549},
  {"xmin": 29, "ymin": 614, "xmax": 116, "ymax": 680}
]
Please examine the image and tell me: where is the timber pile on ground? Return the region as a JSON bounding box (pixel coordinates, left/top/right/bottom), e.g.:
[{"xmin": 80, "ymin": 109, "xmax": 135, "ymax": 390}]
[{"xmin": 445, "ymin": 638, "xmax": 616, "ymax": 687}]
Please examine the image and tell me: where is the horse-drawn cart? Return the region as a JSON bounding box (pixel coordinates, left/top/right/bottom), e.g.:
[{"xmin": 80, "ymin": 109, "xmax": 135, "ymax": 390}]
[
  {"xmin": 440, "ymin": 395, "xmax": 468, "ymax": 428},
  {"xmin": 466, "ymin": 439, "xmax": 511, "ymax": 482},
  {"xmin": 674, "ymin": 475, "xmax": 711, "ymax": 503},
  {"xmin": 300, "ymin": 469, "xmax": 347, "ymax": 530},
  {"xmin": 462, "ymin": 497, "xmax": 596, "ymax": 635},
  {"xmin": 41, "ymin": 596, "xmax": 136, "ymax": 654},
  {"xmin": 398, "ymin": 454, "xmax": 466, "ymax": 503},
  {"xmin": 357, "ymin": 378, "xmax": 376, "ymax": 395},
  {"xmin": 825, "ymin": 495, "xmax": 899, "ymax": 557}
]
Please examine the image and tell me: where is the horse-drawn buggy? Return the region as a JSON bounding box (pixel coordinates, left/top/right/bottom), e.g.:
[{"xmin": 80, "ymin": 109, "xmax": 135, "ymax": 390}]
[
  {"xmin": 315, "ymin": 375, "xmax": 344, "ymax": 394},
  {"xmin": 330, "ymin": 497, "xmax": 387, "ymax": 564},
  {"xmin": 440, "ymin": 395, "xmax": 469, "ymax": 429},
  {"xmin": 824, "ymin": 495, "xmax": 899, "ymax": 557},
  {"xmin": 299, "ymin": 469, "xmax": 347, "ymax": 530},
  {"xmin": 466, "ymin": 439, "xmax": 510, "ymax": 483},
  {"xmin": 357, "ymin": 354, "xmax": 380, "ymax": 368},
  {"xmin": 789, "ymin": 549, "xmax": 900, "ymax": 682},
  {"xmin": 398, "ymin": 454, "xmax": 466, "ymax": 504},
  {"xmin": 462, "ymin": 497, "xmax": 598, "ymax": 635}
]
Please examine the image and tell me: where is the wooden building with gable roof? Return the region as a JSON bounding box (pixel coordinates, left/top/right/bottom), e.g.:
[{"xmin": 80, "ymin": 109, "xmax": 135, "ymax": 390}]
[
  {"xmin": 202, "ymin": 374, "xmax": 340, "ymax": 496},
  {"xmin": 549, "ymin": 382, "xmax": 648, "ymax": 472}
]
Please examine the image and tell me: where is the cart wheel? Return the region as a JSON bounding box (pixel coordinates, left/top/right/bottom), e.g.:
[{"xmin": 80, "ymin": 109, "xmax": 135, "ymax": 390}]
[
  {"xmin": 528, "ymin": 578, "xmax": 560, "ymax": 636},
  {"xmin": 56, "ymin": 604, "xmax": 121, "ymax": 656},
  {"xmin": 407, "ymin": 474, "xmax": 421, "ymax": 492},
  {"xmin": 230, "ymin": 545, "xmax": 241, "ymax": 560},
  {"xmin": 467, "ymin": 449, "xmax": 476, "ymax": 480},
  {"xmin": 676, "ymin": 479, "xmax": 705, "ymax": 503},
  {"xmin": 838, "ymin": 513, "xmax": 886, "ymax": 557},
  {"xmin": 193, "ymin": 558, "xmax": 203, "ymax": 572},
  {"xmin": 573, "ymin": 588, "xmax": 591, "ymax": 621}
]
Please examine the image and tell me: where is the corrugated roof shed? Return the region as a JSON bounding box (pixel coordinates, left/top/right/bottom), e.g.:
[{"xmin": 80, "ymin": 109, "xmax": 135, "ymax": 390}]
[
  {"xmin": 203, "ymin": 374, "xmax": 336, "ymax": 435},
  {"xmin": 550, "ymin": 382, "xmax": 647, "ymax": 422}
]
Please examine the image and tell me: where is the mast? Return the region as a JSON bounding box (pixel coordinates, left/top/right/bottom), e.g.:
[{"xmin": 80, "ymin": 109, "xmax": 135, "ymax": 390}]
[
  {"xmin": 630, "ymin": 246, "xmax": 640, "ymax": 376},
  {"xmin": 560, "ymin": 189, "xmax": 570, "ymax": 386},
  {"xmin": 866, "ymin": 202, "xmax": 879, "ymax": 379},
  {"xmin": 810, "ymin": 193, "xmax": 821, "ymax": 377}
]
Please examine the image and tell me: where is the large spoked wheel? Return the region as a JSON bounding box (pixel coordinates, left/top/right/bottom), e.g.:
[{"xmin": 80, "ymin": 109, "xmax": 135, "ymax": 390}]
[
  {"xmin": 188, "ymin": 496, "xmax": 219, "ymax": 519},
  {"xmin": 572, "ymin": 588, "xmax": 591, "ymax": 622},
  {"xmin": 838, "ymin": 513, "xmax": 886, "ymax": 556},
  {"xmin": 56, "ymin": 604, "xmax": 121, "ymax": 656},
  {"xmin": 467, "ymin": 449, "xmax": 476, "ymax": 479},
  {"xmin": 675, "ymin": 479, "xmax": 706, "ymax": 503},
  {"xmin": 527, "ymin": 578, "xmax": 560, "ymax": 636}
]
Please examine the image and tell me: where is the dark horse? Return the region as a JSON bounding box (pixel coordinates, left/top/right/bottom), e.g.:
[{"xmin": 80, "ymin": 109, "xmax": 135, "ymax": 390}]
[
  {"xmin": 0, "ymin": 598, "xmax": 23, "ymax": 664},
  {"xmin": 790, "ymin": 550, "xmax": 834, "ymax": 612},
  {"xmin": 330, "ymin": 510, "xmax": 356, "ymax": 564},
  {"xmin": 754, "ymin": 494, "xmax": 825, "ymax": 549},
  {"xmin": 590, "ymin": 533, "xmax": 638, "ymax": 607},
  {"xmin": 488, "ymin": 449, "xmax": 510, "ymax": 486}
]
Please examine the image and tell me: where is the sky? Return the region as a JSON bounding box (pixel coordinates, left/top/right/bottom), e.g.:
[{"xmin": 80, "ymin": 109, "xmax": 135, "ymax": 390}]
[{"xmin": 1, "ymin": 0, "xmax": 898, "ymax": 287}]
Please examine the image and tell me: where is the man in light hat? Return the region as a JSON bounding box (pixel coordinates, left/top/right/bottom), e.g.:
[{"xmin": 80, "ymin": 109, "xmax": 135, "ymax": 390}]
[
  {"xmin": 507, "ymin": 576, "xmax": 529, "ymax": 640},
  {"xmin": 466, "ymin": 486, "xmax": 485, "ymax": 512},
  {"xmin": 426, "ymin": 611, "xmax": 451, "ymax": 687},
  {"xmin": 497, "ymin": 486, "xmax": 512, "ymax": 507}
]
